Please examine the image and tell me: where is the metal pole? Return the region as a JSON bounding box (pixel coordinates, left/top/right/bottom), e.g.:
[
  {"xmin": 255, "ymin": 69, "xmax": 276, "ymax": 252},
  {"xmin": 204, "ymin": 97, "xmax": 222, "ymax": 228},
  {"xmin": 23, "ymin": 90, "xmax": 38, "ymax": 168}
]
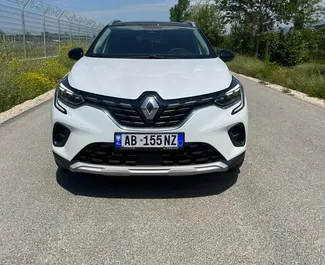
[
  {"xmin": 85, "ymin": 20, "xmax": 90, "ymax": 45},
  {"xmin": 21, "ymin": 0, "xmax": 31, "ymax": 59},
  {"xmin": 42, "ymin": 9, "xmax": 49, "ymax": 57},
  {"xmin": 21, "ymin": 10, "xmax": 26, "ymax": 58},
  {"xmin": 58, "ymin": 18, "xmax": 61, "ymax": 50},
  {"xmin": 64, "ymin": 13, "xmax": 75, "ymax": 45},
  {"xmin": 57, "ymin": 12, "xmax": 64, "ymax": 51},
  {"xmin": 85, "ymin": 24, "xmax": 88, "ymax": 44},
  {"xmin": 69, "ymin": 22, "xmax": 72, "ymax": 44},
  {"xmin": 78, "ymin": 22, "xmax": 81, "ymax": 43},
  {"xmin": 53, "ymin": 9, "xmax": 64, "ymax": 53}
]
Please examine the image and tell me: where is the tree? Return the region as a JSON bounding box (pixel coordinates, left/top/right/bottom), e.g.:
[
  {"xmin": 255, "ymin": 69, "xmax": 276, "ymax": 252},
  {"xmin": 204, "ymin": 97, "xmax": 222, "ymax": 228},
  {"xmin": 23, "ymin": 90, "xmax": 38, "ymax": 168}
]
[
  {"xmin": 216, "ymin": 0, "xmax": 288, "ymax": 57},
  {"xmin": 216, "ymin": 0, "xmax": 325, "ymax": 57},
  {"xmin": 169, "ymin": 0, "xmax": 191, "ymax": 22},
  {"xmin": 268, "ymin": 29, "xmax": 306, "ymax": 66},
  {"xmin": 189, "ymin": 1, "xmax": 226, "ymax": 47},
  {"xmin": 285, "ymin": 0, "xmax": 325, "ymax": 29}
]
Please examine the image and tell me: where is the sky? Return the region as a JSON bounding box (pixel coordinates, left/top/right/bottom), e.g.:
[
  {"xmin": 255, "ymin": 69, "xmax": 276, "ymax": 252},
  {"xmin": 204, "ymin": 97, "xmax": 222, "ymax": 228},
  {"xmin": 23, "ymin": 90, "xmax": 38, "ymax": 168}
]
[{"xmin": 47, "ymin": 0, "xmax": 178, "ymax": 24}]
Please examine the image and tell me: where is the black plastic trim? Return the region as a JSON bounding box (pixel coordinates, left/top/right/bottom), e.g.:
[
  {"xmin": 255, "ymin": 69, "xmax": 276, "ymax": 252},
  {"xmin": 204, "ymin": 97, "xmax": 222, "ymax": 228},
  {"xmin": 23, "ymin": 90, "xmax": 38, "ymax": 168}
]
[
  {"xmin": 53, "ymin": 152, "xmax": 72, "ymax": 170},
  {"xmin": 72, "ymin": 142, "xmax": 225, "ymax": 166},
  {"xmin": 53, "ymin": 147, "xmax": 246, "ymax": 172},
  {"xmin": 228, "ymin": 123, "xmax": 246, "ymax": 147},
  {"xmin": 53, "ymin": 123, "xmax": 71, "ymax": 147},
  {"xmin": 225, "ymin": 151, "xmax": 246, "ymax": 169}
]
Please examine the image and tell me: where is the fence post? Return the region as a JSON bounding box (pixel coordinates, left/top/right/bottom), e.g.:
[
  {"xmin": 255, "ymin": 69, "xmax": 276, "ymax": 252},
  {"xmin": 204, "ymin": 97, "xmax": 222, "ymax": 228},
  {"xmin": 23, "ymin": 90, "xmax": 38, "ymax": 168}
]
[
  {"xmin": 69, "ymin": 22, "xmax": 72, "ymax": 44},
  {"xmin": 91, "ymin": 22, "xmax": 98, "ymax": 42},
  {"xmin": 65, "ymin": 13, "xmax": 76, "ymax": 45},
  {"xmin": 57, "ymin": 14, "xmax": 63, "ymax": 51},
  {"xmin": 42, "ymin": 9, "xmax": 49, "ymax": 57},
  {"xmin": 92, "ymin": 25, "xmax": 95, "ymax": 42},
  {"xmin": 21, "ymin": 0, "xmax": 31, "ymax": 59},
  {"xmin": 53, "ymin": 8, "xmax": 64, "ymax": 53},
  {"xmin": 76, "ymin": 17, "xmax": 83, "ymax": 44},
  {"xmin": 84, "ymin": 19, "xmax": 90, "ymax": 45},
  {"xmin": 10, "ymin": 0, "xmax": 101, "ymax": 59}
]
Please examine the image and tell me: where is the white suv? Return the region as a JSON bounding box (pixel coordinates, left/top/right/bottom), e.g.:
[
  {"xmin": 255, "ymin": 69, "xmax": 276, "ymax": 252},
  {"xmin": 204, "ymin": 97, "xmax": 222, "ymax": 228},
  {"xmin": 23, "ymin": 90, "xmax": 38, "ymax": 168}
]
[{"xmin": 51, "ymin": 21, "xmax": 248, "ymax": 176}]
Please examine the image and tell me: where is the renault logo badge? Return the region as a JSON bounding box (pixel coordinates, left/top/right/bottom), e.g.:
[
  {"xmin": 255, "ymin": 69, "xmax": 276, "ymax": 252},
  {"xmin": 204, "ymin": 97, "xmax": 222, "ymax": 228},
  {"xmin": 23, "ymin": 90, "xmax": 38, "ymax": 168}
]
[{"xmin": 141, "ymin": 97, "xmax": 159, "ymax": 120}]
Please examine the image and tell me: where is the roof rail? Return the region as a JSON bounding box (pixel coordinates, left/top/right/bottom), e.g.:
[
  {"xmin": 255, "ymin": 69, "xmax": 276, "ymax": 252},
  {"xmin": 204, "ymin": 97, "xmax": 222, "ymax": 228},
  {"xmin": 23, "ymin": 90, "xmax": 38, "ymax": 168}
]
[
  {"xmin": 109, "ymin": 20, "xmax": 122, "ymax": 25},
  {"xmin": 184, "ymin": 21, "xmax": 196, "ymax": 27}
]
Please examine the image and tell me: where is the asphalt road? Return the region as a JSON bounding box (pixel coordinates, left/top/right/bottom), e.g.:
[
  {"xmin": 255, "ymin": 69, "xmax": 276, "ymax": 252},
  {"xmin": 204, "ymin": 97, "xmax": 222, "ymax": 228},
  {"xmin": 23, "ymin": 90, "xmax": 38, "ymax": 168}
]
[{"xmin": 1, "ymin": 77, "xmax": 325, "ymax": 265}]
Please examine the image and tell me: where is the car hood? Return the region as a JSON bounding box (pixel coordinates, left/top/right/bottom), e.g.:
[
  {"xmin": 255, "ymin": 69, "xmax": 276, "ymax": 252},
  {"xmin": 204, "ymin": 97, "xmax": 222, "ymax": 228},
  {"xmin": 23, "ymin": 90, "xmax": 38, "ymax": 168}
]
[{"xmin": 68, "ymin": 57, "xmax": 232, "ymax": 99}]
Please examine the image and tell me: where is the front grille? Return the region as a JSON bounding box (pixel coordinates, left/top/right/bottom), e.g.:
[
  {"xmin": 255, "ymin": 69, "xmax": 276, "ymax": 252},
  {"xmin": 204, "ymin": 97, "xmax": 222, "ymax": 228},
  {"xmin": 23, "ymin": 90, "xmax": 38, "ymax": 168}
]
[
  {"xmin": 73, "ymin": 143, "xmax": 224, "ymax": 166},
  {"xmin": 82, "ymin": 92, "xmax": 216, "ymax": 128},
  {"xmin": 154, "ymin": 97, "xmax": 215, "ymax": 127}
]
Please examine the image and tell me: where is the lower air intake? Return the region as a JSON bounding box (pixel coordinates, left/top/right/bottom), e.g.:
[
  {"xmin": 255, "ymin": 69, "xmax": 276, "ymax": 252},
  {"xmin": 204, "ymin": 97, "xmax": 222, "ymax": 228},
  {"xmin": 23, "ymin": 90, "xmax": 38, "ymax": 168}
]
[{"xmin": 73, "ymin": 143, "xmax": 225, "ymax": 166}]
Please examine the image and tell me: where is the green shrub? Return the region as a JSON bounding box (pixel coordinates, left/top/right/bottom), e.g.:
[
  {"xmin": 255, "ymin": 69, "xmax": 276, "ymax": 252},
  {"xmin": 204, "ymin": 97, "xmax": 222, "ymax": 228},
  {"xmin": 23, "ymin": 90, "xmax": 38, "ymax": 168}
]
[
  {"xmin": 227, "ymin": 55, "xmax": 325, "ymax": 99},
  {"xmin": 14, "ymin": 72, "xmax": 55, "ymax": 100},
  {"xmin": 0, "ymin": 43, "xmax": 83, "ymax": 112},
  {"xmin": 268, "ymin": 29, "xmax": 306, "ymax": 67},
  {"xmin": 40, "ymin": 57, "xmax": 70, "ymax": 82}
]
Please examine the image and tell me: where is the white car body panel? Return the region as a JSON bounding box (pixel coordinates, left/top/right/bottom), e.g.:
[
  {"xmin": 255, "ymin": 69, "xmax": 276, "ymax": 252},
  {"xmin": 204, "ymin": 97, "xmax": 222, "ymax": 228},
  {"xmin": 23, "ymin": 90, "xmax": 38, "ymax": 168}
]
[{"xmin": 68, "ymin": 57, "xmax": 232, "ymax": 99}]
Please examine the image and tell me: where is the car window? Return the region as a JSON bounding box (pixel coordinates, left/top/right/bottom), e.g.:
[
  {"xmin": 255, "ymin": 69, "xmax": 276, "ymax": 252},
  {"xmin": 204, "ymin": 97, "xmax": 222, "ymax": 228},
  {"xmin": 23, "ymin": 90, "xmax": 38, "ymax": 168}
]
[
  {"xmin": 87, "ymin": 25, "xmax": 216, "ymax": 59},
  {"xmin": 93, "ymin": 28, "xmax": 111, "ymax": 54}
]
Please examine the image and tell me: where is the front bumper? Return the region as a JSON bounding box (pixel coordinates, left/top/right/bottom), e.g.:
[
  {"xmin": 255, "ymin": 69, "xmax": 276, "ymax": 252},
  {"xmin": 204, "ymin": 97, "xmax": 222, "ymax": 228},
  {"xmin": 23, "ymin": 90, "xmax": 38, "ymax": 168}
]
[
  {"xmin": 54, "ymin": 151, "xmax": 245, "ymax": 176},
  {"xmin": 51, "ymin": 97, "xmax": 248, "ymax": 176}
]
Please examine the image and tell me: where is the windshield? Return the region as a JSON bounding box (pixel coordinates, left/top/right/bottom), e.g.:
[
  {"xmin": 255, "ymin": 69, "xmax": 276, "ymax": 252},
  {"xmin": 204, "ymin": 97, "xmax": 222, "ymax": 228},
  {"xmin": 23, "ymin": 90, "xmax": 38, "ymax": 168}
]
[{"xmin": 86, "ymin": 25, "xmax": 216, "ymax": 59}]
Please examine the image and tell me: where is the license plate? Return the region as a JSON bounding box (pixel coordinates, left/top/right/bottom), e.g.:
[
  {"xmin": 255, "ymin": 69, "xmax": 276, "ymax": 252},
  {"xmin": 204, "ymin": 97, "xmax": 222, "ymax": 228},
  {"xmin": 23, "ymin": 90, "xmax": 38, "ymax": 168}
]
[{"xmin": 114, "ymin": 133, "xmax": 184, "ymax": 149}]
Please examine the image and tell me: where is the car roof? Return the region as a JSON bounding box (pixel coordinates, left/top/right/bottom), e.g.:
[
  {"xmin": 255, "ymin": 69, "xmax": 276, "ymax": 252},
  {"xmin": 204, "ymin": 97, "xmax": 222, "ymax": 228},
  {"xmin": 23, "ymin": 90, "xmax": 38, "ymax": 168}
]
[{"xmin": 108, "ymin": 21, "xmax": 195, "ymax": 28}]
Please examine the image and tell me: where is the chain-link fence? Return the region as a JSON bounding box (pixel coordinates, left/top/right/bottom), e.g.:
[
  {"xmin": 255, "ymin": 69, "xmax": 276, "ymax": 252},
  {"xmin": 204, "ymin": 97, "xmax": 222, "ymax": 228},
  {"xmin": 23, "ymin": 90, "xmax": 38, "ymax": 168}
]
[{"xmin": 0, "ymin": 0, "xmax": 105, "ymax": 59}]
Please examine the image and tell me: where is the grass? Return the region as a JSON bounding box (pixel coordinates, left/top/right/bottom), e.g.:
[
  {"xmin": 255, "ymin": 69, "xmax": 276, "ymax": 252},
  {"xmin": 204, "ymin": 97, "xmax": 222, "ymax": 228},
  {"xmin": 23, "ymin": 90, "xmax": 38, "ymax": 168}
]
[
  {"xmin": 227, "ymin": 55, "xmax": 325, "ymax": 99},
  {"xmin": 0, "ymin": 43, "xmax": 86, "ymax": 113}
]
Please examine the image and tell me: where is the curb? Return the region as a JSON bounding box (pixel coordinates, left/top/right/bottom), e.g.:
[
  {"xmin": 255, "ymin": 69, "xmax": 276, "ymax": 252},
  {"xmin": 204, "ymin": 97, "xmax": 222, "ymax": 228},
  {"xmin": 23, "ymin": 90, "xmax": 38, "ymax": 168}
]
[
  {"xmin": 233, "ymin": 72, "xmax": 325, "ymax": 109},
  {"xmin": 0, "ymin": 89, "xmax": 55, "ymax": 125}
]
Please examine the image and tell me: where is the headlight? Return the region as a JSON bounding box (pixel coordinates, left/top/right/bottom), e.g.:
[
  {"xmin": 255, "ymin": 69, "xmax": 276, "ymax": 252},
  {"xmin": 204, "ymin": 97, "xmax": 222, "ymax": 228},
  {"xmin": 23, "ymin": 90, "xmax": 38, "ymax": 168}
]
[
  {"xmin": 215, "ymin": 77, "xmax": 245, "ymax": 115},
  {"xmin": 54, "ymin": 77, "xmax": 84, "ymax": 114},
  {"xmin": 57, "ymin": 83, "xmax": 84, "ymax": 106}
]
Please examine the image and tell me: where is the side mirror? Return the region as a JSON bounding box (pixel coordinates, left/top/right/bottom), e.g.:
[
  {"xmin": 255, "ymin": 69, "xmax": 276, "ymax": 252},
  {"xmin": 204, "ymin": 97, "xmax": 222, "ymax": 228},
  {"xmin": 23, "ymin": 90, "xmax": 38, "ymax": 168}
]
[
  {"xmin": 68, "ymin": 48, "xmax": 84, "ymax": 61},
  {"xmin": 219, "ymin": 49, "xmax": 235, "ymax": 62}
]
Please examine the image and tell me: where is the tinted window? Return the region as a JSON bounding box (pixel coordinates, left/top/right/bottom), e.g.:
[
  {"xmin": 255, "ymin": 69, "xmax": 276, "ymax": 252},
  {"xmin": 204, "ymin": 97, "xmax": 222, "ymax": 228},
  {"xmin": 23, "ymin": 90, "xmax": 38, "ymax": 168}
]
[{"xmin": 86, "ymin": 25, "xmax": 216, "ymax": 59}]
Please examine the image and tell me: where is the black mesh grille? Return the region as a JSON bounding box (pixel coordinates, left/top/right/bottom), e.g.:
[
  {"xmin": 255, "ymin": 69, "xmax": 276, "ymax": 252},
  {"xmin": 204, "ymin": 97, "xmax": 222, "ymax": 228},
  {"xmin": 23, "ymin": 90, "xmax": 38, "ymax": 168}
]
[
  {"xmin": 154, "ymin": 96, "xmax": 215, "ymax": 127},
  {"xmin": 73, "ymin": 143, "xmax": 224, "ymax": 166},
  {"xmin": 83, "ymin": 93, "xmax": 216, "ymax": 128}
]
